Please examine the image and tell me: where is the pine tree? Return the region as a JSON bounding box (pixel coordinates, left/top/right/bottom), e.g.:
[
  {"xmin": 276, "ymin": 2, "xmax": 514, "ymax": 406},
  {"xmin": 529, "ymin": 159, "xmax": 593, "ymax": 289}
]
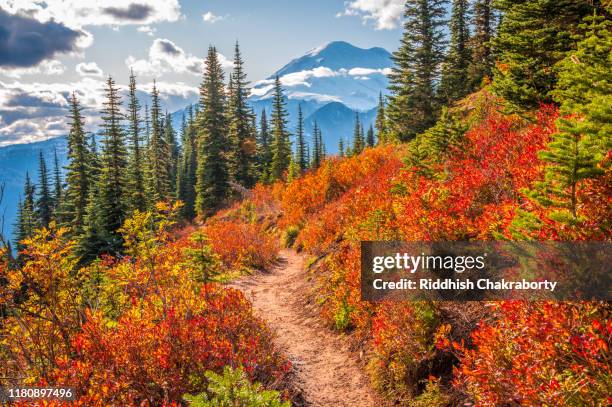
[
  {"xmin": 366, "ymin": 125, "xmax": 375, "ymax": 147},
  {"xmin": 147, "ymin": 81, "xmax": 172, "ymax": 203},
  {"xmin": 527, "ymin": 13, "xmax": 611, "ymax": 225},
  {"xmin": 311, "ymin": 121, "xmax": 321, "ymax": 169},
  {"xmin": 52, "ymin": 148, "xmax": 62, "ymax": 216},
  {"xmin": 375, "ymin": 92, "xmax": 387, "ymax": 144},
  {"xmin": 86, "ymin": 76, "xmax": 129, "ymax": 255},
  {"xmin": 62, "ymin": 93, "xmax": 90, "ymax": 236},
  {"xmin": 195, "ymin": 46, "xmax": 229, "ymax": 217},
  {"xmin": 492, "ymin": 0, "xmax": 594, "ymax": 110},
  {"xmin": 164, "ymin": 112, "xmax": 179, "ymax": 198},
  {"xmin": 439, "ymin": 0, "xmax": 471, "ymax": 104},
  {"xmin": 126, "ymin": 70, "xmax": 147, "ymax": 212},
  {"xmin": 467, "ymin": 0, "xmax": 494, "ymax": 88},
  {"xmin": 338, "ymin": 138, "xmax": 345, "ymax": 158},
  {"xmin": 269, "ymin": 76, "xmax": 292, "ymax": 181},
  {"xmin": 352, "ymin": 112, "xmax": 364, "ymax": 154},
  {"xmin": 257, "ymin": 109, "xmax": 272, "ymax": 182},
  {"xmin": 387, "ymin": 0, "xmax": 446, "ymax": 141},
  {"xmin": 227, "ymin": 42, "xmax": 257, "ymax": 188},
  {"xmin": 35, "ymin": 151, "xmax": 52, "ymax": 227},
  {"xmin": 287, "ymin": 156, "xmax": 300, "ymax": 183},
  {"xmin": 179, "ymin": 106, "xmax": 198, "ymax": 219},
  {"xmin": 14, "ymin": 173, "xmax": 37, "ymax": 251},
  {"xmin": 295, "ymin": 104, "xmax": 307, "ymax": 171}
]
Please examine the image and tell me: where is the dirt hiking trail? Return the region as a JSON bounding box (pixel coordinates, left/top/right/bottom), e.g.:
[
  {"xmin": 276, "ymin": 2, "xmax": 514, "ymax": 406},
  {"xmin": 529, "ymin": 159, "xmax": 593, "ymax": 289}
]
[{"xmin": 231, "ymin": 249, "xmax": 380, "ymax": 407}]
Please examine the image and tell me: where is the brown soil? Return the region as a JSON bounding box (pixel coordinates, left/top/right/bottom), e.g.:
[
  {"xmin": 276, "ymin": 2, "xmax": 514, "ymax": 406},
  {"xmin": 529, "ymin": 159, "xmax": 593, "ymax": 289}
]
[{"xmin": 231, "ymin": 249, "xmax": 380, "ymax": 407}]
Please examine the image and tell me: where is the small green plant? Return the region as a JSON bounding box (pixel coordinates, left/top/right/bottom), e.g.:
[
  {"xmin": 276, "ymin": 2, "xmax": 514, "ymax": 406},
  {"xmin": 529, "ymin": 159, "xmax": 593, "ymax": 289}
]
[
  {"xmin": 282, "ymin": 226, "xmax": 300, "ymax": 248},
  {"xmin": 333, "ymin": 296, "xmax": 354, "ymax": 331},
  {"xmin": 184, "ymin": 366, "xmax": 290, "ymax": 407},
  {"xmin": 410, "ymin": 378, "xmax": 451, "ymax": 407}
]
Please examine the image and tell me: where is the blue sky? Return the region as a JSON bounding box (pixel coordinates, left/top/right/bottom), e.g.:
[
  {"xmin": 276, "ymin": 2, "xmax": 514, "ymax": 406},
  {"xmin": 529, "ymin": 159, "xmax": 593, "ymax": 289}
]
[{"xmin": 0, "ymin": 0, "xmax": 406, "ymax": 146}]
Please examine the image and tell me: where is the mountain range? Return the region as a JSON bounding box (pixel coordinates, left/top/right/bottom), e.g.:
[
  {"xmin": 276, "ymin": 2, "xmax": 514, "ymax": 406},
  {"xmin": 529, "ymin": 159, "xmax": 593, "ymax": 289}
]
[{"xmin": 0, "ymin": 41, "xmax": 392, "ymax": 243}]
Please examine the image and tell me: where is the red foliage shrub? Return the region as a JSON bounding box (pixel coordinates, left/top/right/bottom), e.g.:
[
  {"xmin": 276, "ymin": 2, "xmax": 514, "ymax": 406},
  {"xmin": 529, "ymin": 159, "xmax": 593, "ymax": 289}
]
[
  {"xmin": 453, "ymin": 301, "xmax": 610, "ymax": 406},
  {"xmin": 204, "ymin": 219, "xmax": 279, "ymax": 272}
]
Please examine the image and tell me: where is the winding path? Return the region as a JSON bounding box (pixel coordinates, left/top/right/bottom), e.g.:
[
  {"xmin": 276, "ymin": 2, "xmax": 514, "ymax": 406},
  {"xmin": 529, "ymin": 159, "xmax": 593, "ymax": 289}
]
[{"xmin": 231, "ymin": 249, "xmax": 379, "ymax": 407}]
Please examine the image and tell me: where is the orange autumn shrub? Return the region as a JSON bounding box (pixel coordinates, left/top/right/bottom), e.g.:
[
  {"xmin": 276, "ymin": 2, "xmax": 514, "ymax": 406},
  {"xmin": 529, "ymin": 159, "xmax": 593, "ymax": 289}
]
[
  {"xmin": 204, "ymin": 219, "xmax": 279, "ymax": 272},
  {"xmin": 453, "ymin": 301, "xmax": 611, "ymax": 406}
]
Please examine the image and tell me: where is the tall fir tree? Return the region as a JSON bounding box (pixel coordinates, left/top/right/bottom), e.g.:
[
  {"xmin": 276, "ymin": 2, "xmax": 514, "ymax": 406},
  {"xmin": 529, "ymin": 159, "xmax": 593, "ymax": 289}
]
[
  {"xmin": 227, "ymin": 41, "xmax": 257, "ymax": 187},
  {"xmin": 126, "ymin": 70, "xmax": 147, "ymax": 212},
  {"xmin": 257, "ymin": 109, "xmax": 272, "ymax": 182},
  {"xmin": 269, "ymin": 76, "xmax": 292, "ymax": 181},
  {"xmin": 338, "ymin": 138, "xmax": 345, "ymax": 158},
  {"xmin": 195, "ymin": 46, "xmax": 230, "ymax": 217},
  {"xmin": 375, "ymin": 92, "xmax": 387, "ymax": 144},
  {"xmin": 177, "ymin": 106, "xmax": 198, "ymax": 219},
  {"xmin": 467, "ymin": 0, "xmax": 494, "ymax": 88},
  {"xmin": 35, "ymin": 151, "xmax": 52, "ymax": 227},
  {"xmin": 295, "ymin": 104, "xmax": 307, "ymax": 171},
  {"xmin": 52, "ymin": 148, "xmax": 62, "ymax": 215},
  {"xmin": 366, "ymin": 125, "xmax": 375, "ymax": 147},
  {"xmin": 62, "ymin": 93, "xmax": 90, "ymax": 237},
  {"xmin": 164, "ymin": 112, "xmax": 179, "ymax": 198},
  {"xmin": 311, "ymin": 121, "xmax": 321, "ymax": 169},
  {"xmin": 352, "ymin": 112, "xmax": 364, "ymax": 154},
  {"xmin": 386, "ymin": 0, "xmax": 446, "ymax": 141},
  {"xmin": 14, "ymin": 173, "xmax": 37, "ymax": 251},
  {"xmin": 492, "ymin": 0, "xmax": 594, "ymax": 110},
  {"xmin": 84, "ymin": 76, "xmax": 129, "ymax": 256},
  {"xmin": 438, "ymin": 0, "xmax": 471, "ymax": 104},
  {"xmin": 526, "ymin": 13, "xmax": 611, "ymax": 225},
  {"xmin": 147, "ymin": 81, "xmax": 172, "ymax": 203}
]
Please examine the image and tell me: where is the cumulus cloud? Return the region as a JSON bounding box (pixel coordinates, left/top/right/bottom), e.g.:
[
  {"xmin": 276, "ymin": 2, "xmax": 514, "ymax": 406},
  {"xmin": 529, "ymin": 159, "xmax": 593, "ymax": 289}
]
[
  {"xmin": 0, "ymin": 60, "xmax": 65, "ymax": 78},
  {"xmin": 279, "ymin": 67, "xmax": 339, "ymax": 87},
  {"xmin": 137, "ymin": 25, "xmax": 156, "ymax": 36},
  {"xmin": 0, "ymin": 9, "xmax": 85, "ymax": 68},
  {"xmin": 202, "ymin": 11, "xmax": 224, "ymax": 23},
  {"xmin": 76, "ymin": 62, "xmax": 103, "ymax": 77},
  {"xmin": 0, "ymin": 76, "xmax": 197, "ymax": 146},
  {"xmin": 126, "ymin": 38, "xmax": 232, "ymax": 77},
  {"xmin": 0, "ymin": 0, "xmax": 182, "ymax": 29},
  {"xmin": 337, "ymin": 0, "xmax": 404, "ymax": 30},
  {"xmin": 347, "ymin": 67, "xmax": 392, "ymax": 76}
]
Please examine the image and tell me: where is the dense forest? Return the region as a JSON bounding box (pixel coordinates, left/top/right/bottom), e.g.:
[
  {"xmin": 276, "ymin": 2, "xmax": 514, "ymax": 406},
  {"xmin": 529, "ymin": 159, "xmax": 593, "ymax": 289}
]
[{"xmin": 0, "ymin": 0, "xmax": 610, "ymax": 406}]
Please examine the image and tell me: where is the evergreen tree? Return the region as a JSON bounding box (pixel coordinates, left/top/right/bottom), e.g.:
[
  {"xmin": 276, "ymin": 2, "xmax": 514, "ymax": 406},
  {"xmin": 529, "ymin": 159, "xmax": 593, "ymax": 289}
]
[
  {"xmin": 492, "ymin": 0, "xmax": 594, "ymax": 110},
  {"xmin": 227, "ymin": 42, "xmax": 257, "ymax": 187},
  {"xmin": 386, "ymin": 0, "xmax": 446, "ymax": 141},
  {"xmin": 375, "ymin": 92, "xmax": 387, "ymax": 144},
  {"xmin": 35, "ymin": 151, "xmax": 52, "ymax": 227},
  {"xmin": 467, "ymin": 0, "xmax": 494, "ymax": 88},
  {"xmin": 352, "ymin": 112, "xmax": 364, "ymax": 154},
  {"xmin": 195, "ymin": 46, "xmax": 229, "ymax": 217},
  {"xmin": 311, "ymin": 121, "xmax": 321, "ymax": 169},
  {"xmin": 164, "ymin": 112, "xmax": 179, "ymax": 197},
  {"xmin": 338, "ymin": 138, "xmax": 345, "ymax": 158},
  {"xmin": 126, "ymin": 70, "xmax": 147, "ymax": 212},
  {"xmin": 178, "ymin": 106, "xmax": 198, "ymax": 219},
  {"xmin": 257, "ymin": 109, "xmax": 272, "ymax": 182},
  {"xmin": 147, "ymin": 81, "xmax": 172, "ymax": 203},
  {"xmin": 62, "ymin": 93, "xmax": 90, "ymax": 236},
  {"xmin": 14, "ymin": 173, "xmax": 37, "ymax": 250},
  {"xmin": 439, "ymin": 0, "xmax": 471, "ymax": 104},
  {"xmin": 52, "ymin": 148, "xmax": 62, "ymax": 215},
  {"xmin": 85, "ymin": 76, "xmax": 129, "ymax": 255},
  {"xmin": 287, "ymin": 156, "xmax": 300, "ymax": 183},
  {"xmin": 269, "ymin": 76, "xmax": 292, "ymax": 181},
  {"xmin": 318, "ymin": 126, "xmax": 326, "ymax": 161},
  {"xmin": 366, "ymin": 125, "xmax": 375, "ymax": 147},
  {"xmin": 143, "ymin": 103, "xmax": 151, "ymax": 145},
  {"xmin": 295, "ymin": 104, "xmax": 307, "ymax": 172},
  {"xmin": 526, "ymin": 13, "xmax": 611, "ymax": 225}
]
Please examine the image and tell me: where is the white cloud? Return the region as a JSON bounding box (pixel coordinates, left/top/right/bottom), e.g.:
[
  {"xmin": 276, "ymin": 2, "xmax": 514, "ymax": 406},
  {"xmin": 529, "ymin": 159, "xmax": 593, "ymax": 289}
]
[
  {"xmin": 347, "ymin": 67, "xmax": 392, "ymax": 76},
  {"xmin": 137, "ymin": 25, "xmax": 156, "ymax": 36},
  {"xmin": 202, "ymin": 11, "xmax": 224, "ymax": 23},
  {"xmin": 0, "ymin": 0, "xmax": 182, "ymax": 29},
  {"xmin": 126, "ymin": 38, "xmax": 232, "ymax": 77},
  {"xmin": 0, "ymin": 60, "xmax": 65, "ymax": 79},
  {"xmin": 337, "ymin": 0, "xmax": 404, "ymax": 30},
  {"xmin": 280, "ymin": 67, "xmax": 339, "ymax": 87},
  {"xmin": 76, "ymin": 62, "xmax": 103, "ymax": 77}
]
